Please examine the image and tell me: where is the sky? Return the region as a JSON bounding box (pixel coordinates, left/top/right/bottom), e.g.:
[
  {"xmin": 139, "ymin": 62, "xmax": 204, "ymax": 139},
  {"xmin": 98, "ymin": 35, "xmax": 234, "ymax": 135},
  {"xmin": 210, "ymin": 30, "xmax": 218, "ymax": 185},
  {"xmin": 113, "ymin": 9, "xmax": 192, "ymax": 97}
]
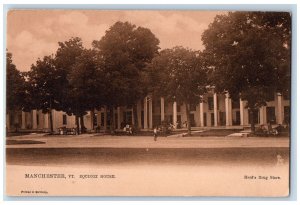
[{"xmin": 7, "ymin": 10, "xmax": 227, "ymax": 72}]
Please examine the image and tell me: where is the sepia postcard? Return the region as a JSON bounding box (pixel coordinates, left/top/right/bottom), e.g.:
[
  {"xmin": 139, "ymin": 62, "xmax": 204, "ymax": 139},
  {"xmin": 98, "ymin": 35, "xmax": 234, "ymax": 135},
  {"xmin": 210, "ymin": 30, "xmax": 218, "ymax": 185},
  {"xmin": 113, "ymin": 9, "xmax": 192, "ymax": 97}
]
[{"xmin": 5, "ymin": 9, "xmax": 291, "ymax": 197}]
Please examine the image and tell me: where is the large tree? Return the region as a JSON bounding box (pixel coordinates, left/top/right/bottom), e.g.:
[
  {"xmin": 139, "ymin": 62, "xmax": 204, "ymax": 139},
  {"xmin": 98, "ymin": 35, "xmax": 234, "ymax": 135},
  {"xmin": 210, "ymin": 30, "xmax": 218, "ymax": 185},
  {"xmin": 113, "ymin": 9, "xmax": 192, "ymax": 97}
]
[
  {"xmin": 6, "ymin": 52, "xmax": 26, "ymax": 112},
  {"xmin": 92, "ymin": 21, "xmax": 160, "ymax": 133},
  {"xmin": 6, "ymin": 51, "xmax": 26, "ymax": 131},
  {"xmin": 27, "ymin": 55, "xmax": 61, "ymax": 133},
  {"xmin": 202, "ymin": 12, "xmax": 291, "ymax": 132},
  {"xmin": 54, "ymin": 37, "xmax": 85, "ymax": 133},
  {"xmin": 66, "ymin": 49, "xmax": 104, "ymax": 133},
  {"xmin": 148, "ymin": 47, "xmax": 208, "ymax": 135}
]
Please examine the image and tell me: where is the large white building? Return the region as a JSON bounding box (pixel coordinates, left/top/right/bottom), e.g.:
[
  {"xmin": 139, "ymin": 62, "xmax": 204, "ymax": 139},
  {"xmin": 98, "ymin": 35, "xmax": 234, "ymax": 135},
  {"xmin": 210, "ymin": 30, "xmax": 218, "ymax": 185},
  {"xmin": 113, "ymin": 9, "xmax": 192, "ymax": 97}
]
[{"xmin": 6, "ymin": 91, "xmax": 290, "ymax": 133}]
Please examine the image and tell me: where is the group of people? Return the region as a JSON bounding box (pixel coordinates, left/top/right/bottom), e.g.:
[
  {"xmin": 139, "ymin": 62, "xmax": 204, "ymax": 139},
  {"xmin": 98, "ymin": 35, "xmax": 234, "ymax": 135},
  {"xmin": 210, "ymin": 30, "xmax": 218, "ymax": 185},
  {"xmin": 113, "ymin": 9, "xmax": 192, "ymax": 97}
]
[
  {"xmin": 123, "ymin": 124, "xmax": 133, "ymax": 135},
  {"xmin": 122, "ymin": 124, "xmax": 159, "ymax": 141},
  {"xmin": 258, "ymin": 122, "xmax": 279, "ymax": 135},
  {"xmin": 169, "ymin": 121, "xmax": 188, "ymax": 129}
]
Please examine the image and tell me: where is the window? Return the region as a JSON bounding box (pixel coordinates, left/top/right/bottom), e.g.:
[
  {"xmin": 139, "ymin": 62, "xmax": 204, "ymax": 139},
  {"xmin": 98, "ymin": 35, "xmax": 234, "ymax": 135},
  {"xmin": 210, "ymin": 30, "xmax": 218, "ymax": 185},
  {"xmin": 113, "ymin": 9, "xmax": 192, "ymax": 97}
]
[
  {"xmin": 62, "ymin": 114, "xmax": 67, "ymax": 125},
  {"xmin": 36, "ymin": 114, "xmax": 39, "ymax": 126},
  {"xmin": 93, "ymin": 113, "xmax": 97, "ymax": 127},
  {"xmin": 125, "ymin": 111, "xmax": 132, "ymax": 124},
  {"xmin": 189, "ymin": 114, "xmax": 195, "ymax": 127},
  {"xmin": 208, "ymin": 97, "xmax": 213, "ymax": 110},
  {"xmin": 248, "ymin": 109, "xmax": 259, "ymax": 124},
  {"xmin": 266, "ymin": 106, "xmax": 276, "ymax": 123},
  {"xmin": 177, "ymin": 115, "xmax": 181, "ymax": 123},
  {"xmin": 235, "ymin": 111, "xmax": 241, "ymax": 125},
  {"xmin": 101, "ymin": 113, "xmax": 104, "ymax": 126}
]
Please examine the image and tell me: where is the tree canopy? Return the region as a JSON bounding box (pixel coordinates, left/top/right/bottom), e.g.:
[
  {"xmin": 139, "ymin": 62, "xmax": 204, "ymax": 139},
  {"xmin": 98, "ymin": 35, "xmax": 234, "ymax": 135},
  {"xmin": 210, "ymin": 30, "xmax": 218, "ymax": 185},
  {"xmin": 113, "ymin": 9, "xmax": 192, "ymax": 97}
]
[
  {"xmin": 6, "ymin": 52, "xmax": 26, "ymax": 112},
  {"xmin": 27, "ymin": 55, "xmax": 61, "ymax": 132},
  {"xmin": 148, "ymin": 46, "xmax": 208, "ymax": 135},
  {"xmin": 6, "ymin": 16, "xmax": 291, "ymax": 134},
  {"xmin": 92, "ymin": 21, "xmax": 160, "ymax": 131},
  {"xmin": 202, "ymin": 11, "xmax": 291, "ymax": 132}
]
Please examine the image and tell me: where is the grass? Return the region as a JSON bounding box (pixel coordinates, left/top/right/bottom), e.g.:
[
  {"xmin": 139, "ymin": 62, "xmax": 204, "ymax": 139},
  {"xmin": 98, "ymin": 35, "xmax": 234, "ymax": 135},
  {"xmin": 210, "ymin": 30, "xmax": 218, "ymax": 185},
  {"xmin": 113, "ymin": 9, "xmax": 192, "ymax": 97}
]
[
  {"xmin": 191, "ymin": 129, "xmax": 242, "ymax": 137},
  {"xmin": 6, "ymin": 140, "xmax": 46, "ymax": 145},
  {"xmin": 6, "ymin": 131, "xmax": 45, "ymax": 137},
  {"xmin": 6, "ymin": 147, "xmax": 289, "ymax": 167}
]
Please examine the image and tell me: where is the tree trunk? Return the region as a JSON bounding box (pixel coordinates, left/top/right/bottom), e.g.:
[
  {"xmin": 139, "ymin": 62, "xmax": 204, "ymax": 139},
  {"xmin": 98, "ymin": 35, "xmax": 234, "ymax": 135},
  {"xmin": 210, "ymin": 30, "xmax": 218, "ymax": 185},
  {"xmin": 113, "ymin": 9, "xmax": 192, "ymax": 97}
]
[
  {"xmin": 109, "ymin": 106, "xmax": 115, "ymax": 134},
  {"xmin": 80, "ymin": 115, "xmax": 86, "ymax": 133},
  {"xmin": 249, "ymin": 107, "xmax": 255, "ymax": 133},
  {"xmin": 132, "ymin": 103, "xmax": 139, "ymax": 131},
  {"xmin": 185, "ymin": 103, "xmax": 192, "ymax": 136},
  {"xmin": 49, "ymin": 110, "xmax": 53, "ymax": 133},
  {"xmin": 75, "ymin": 116, "xmax": 80, "ymax": 135}
]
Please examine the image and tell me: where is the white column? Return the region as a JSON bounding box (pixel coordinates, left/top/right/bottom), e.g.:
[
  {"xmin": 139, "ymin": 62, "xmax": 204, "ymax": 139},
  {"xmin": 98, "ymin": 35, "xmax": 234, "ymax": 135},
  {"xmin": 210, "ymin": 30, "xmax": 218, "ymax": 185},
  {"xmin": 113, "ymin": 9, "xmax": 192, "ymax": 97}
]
[
  {"xmin": 32, "ymin": 110, "xmax": 37, "ymax": 129},
  {"xmin": 160, "ymin": 97, "xmax": 165, "ymax": 122},
  {"xmin": 97, "ymin": 110, "xmax": 101, "ymax": 127},
  {"xmin": 173, "ymin": 101, "xmax": 177, "ymax": 127},
  {"xmin": 225, "ymin": 95, "xmax": 229, "ymax": 126},
  {"xmin": 44, "ymin": 113, "xmax": 49, "ymax": 129},
  {"xmin": 21, "ymin": 111, "xmax": 26, "ymax": 129},
  {"xmin": 199, "ymin": 102, "xmax": 204, "ymax": 127},
  {"xmin": 137, "ymin": 100, "xmax": 142, "ymax": 128},
  {"xmin": 117, "ymin": 107, "xmax": 121, "ymax": 129},
  {"xmin": 225, "ymin": 94, "xmax": 233, "ymax": 126},
  {"xmin": 259, "ymin": 106, "xmax": 267, "ymax": 125},
  {"xmin": 239, "ymin": 99, "xmax": 244, "ymax": 126},
  {"xmin": 277, "ymin": 93, "xmax": 283, "ymax": 124},
  {"xmin": 213, "ymin": 93, "xmax": 218, "ymax": 126},
  {"xmin": 51, "ymin": 110, "xmax": 56, "ymax": 130},
  {"xmin": 259, "ymin": 107, "xmax": 264, "ymax": 124},
  {"xmin": 144, "ymin": 97, "xmax": 148, "ymax": 129},
  {"xmin": 149, "ymin": 97, "xmax": 153, "ymax": 129},
  {"xmin": 228, "ymin": 98, "xmax": 232, "ymax": 125}
]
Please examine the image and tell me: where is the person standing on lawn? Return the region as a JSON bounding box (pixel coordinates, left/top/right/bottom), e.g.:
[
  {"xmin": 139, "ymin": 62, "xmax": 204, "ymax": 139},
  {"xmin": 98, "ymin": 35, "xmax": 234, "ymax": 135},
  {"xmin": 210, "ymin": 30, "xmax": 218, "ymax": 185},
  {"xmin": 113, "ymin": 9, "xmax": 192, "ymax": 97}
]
[{"xmin": 153, "ymin": 127, "xmax": 158, "ymax": 141}]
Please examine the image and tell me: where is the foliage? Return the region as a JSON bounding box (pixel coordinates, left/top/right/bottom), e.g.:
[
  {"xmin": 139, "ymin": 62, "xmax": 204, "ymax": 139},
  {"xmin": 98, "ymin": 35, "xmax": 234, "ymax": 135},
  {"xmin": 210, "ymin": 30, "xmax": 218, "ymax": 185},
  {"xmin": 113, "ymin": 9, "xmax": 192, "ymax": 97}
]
[
  {"xmin": 54, "ymin": 37, "xmax": 85, "ymax": 111},
  {"xmin": 27, "ymin": 55, "xmax": 64, "ymax": 132},
  {"xmin": 92, "ymin": 21, "xmax": 160, "ymax": 130},
  {"xmin": 66, "ymin": 49, "xmax": 103, "ymax": 116},
  {"xmin": 148, "ymin": 46, "xmax": 208, "ymax": 135},
  {"xmin": 6, "ymin": 52, "xmax": 26, "ymax": 112},
  {"xmin": 202, "ymin": 12, "xmax": 291, "ymax": 131},
  {"xmin": 27, "ymin": 56, "xmax": 59, "ymax": 111}
]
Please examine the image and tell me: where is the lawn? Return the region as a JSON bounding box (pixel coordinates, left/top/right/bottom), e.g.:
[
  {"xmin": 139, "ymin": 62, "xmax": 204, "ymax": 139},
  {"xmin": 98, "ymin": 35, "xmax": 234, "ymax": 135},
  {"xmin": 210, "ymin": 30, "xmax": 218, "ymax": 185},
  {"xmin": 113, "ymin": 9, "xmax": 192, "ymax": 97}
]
[
  {"xmin": 6, "ymin": 147, "xmax": 289, "ymax": 167},
  {"xmin": 192, "ymin": 129, "xmax": 242, "ymax": 137}
]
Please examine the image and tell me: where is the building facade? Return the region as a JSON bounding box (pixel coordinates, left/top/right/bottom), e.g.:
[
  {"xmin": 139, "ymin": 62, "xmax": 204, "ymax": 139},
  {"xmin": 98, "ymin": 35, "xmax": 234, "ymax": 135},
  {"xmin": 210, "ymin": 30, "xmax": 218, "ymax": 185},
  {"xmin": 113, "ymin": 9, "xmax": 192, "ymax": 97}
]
[{"xmin": 6, "ymin": 91, "xmax": 290, "ymax": 133}]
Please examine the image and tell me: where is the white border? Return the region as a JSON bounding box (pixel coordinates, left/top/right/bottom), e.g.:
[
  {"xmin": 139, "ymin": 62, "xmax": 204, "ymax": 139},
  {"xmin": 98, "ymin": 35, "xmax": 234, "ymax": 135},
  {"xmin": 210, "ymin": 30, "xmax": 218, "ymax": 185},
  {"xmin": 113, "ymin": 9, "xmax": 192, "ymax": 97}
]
[{"xmin": 0, "ymin": 1, "xmax": 298, "ymax": 204}]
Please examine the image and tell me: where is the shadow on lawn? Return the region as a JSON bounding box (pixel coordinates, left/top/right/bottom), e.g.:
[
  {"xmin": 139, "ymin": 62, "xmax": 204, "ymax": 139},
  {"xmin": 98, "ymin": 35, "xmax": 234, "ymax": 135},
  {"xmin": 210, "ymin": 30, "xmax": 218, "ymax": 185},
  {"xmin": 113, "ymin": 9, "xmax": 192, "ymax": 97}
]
[{"xmin": 6, "ymin": 140, "xmax": 46, "ymax": 145}]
